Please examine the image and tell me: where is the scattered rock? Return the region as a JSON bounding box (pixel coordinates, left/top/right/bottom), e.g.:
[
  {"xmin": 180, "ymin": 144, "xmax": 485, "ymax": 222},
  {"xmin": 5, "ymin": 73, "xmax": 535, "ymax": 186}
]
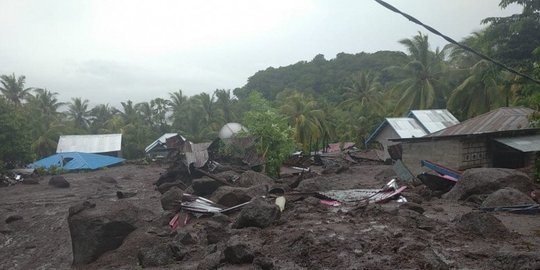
[
  {"xmin": 444, "ymin": 168, "xmax": 534, "ymax": 201},
  {"xmin": 481, "ymin": 187, "xmax": 536, "ymax": 208},
  {"xmin": 68, "ymin": 201, "xmax": 147, "ymax": 265},
  {"xmin": 233, "ymin": 197, "xmax": 280, "ymax": 229},
  {"xmin": 48, "ymin": 175, "xmax": 70, "ymax": 188},
  {"xmin": 197, "ymin": 251, "xmax": 221, "ymax": 270},
  {"xmin": 137, "ymin": 243, "xmax": 175, "ymax": 267},
  {"xmin": 157, "ymin": 180, "xmax": 187, "ymax": 194},
  {"xmin": 455, "ymin": 212, "xmax": 510, "ymax": 238},
  {"xmin": 211, "ymin": 186, "xmax": 252, "ymax": 207},
  {"xmin": 116, "ymin": 190, "xmax": 137, "ymax": 199},
  {"xmin": 5, "ymin": 215, "xmax": 23, "ymax": 223},
  {"xmin": 192, "ymin": 177, "xmax": 225, "ymax": 196},
  {"xmin": 98, "ymin": 175, "xmax": 117, "ymax": 184},
  {"xmin": 253, "ymin": 256, "xmax": 274, "ymax": 270},
  {"xmin": 22, "ymin": 178, "xmax": 39, "ymax": 185},
  {"xmin": 489, "ymin": 251, "xmax": 540, "ymax": 270},
  {"xmin": 235, "ymin": 170, "xmax": 274, "ymax": 188},
  {"xmin": 203, "ymin": 220, "xmax": 229, "ymax": 244},
  {"xmin": 399, "ymin": 202, "xmax": 425, "ymax": 214},
  {"xmin": 223, "ymin": 236, "xmax": 255, "ymax": 264},
  {"xmin": 161, "ymin": 186, "xmax": 183, "ymax": 211}
]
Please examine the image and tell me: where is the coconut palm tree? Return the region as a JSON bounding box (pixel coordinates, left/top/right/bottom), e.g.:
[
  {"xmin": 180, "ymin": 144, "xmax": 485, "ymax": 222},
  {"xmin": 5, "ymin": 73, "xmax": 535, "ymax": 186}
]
[
  {"xmin": 67, "ymin": 97, "xmax": 90, "ymax": 130},
  {"xmin": 340, "ymin": 71, "xmax": 383, "ymax": 113},
  {"xmin": 213, "ymin": 89, "xmax": 237, "ymax": 123},
  {"xmin": 0, "ymin": 73, "xmax": 33, "ymax": 107},
  {"xmin": 390, "ymin": 33, "xmax": 448, "ymax": 114},
  {"xmin": 279, "ymin": 92, "xmax": 326, "ymax": 152}
]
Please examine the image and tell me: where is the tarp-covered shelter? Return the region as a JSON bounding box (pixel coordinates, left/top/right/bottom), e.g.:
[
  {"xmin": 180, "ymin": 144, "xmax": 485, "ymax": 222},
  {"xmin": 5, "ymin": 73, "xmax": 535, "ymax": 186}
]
[
  {"xmin": 57, "ymin": 134, "xmax": 122, "ymax": 157},
  {"xmin": 30, "ymin": 152, "xmax": 125, "ymax": 171}
]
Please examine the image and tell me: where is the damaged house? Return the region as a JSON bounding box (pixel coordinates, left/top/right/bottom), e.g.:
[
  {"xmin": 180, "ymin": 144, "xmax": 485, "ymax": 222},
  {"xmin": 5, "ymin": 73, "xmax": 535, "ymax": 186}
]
[
  {"xmin": 392, "ymin": 107, "xmax": 540, "ymax": 176},
  {"xmin": 365, "ymin": 109, "xmax": 460, "ymax": 160}
]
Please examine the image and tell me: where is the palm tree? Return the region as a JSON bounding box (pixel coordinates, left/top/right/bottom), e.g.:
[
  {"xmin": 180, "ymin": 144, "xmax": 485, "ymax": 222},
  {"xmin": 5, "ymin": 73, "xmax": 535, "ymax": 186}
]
[
  {"xmin": 213, "ymin": 89, "xmax": 237, "ymax": 123},
  {"xmin": 26, "ymin": 88, "xmax": 65, "ymax": 117},
  {"xmin": 447, "ymin": 60, "xmax": 505, "ymax": 118},
  {"xmin": 390, "ymin": 33, "xmax": 448, "ymax": 114},
  {"xmin": 67, "ymin": 97, "xmax": 90, "ymax": 130},
  {"xmin": 340, "ymin": 72, "xmax": 383, "ymax": 113},
  {"xmin": 89, "ymin": 104, "xmax": 115, "ymax": 133},
  {"xmin": 0, "ymin": 73, "xmax": 33, "ymax": 107},
  {"xmin": 169, "ymin": 90, "xmax": 188, "ymax": 130},
  {"xmin": 150, "ymin": 98, "xmax": 170, "ymax": 132},
  {"xmin": 279, "ymin": 92, "xmax": 325, "ymax": 152}
]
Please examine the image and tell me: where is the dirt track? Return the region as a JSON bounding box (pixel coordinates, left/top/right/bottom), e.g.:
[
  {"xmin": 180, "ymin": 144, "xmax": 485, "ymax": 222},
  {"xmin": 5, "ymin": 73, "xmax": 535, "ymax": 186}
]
[{"xmin": 1, "ymin": 163, "xmax": 540, "ymax": 269}]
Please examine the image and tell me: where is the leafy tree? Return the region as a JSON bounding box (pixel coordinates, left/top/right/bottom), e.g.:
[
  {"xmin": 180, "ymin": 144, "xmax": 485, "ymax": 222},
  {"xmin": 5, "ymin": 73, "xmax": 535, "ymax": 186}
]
[
  {"xmin": 0, "ymin": 73, "xmax": 33, "ymax": 107},
  {"xmin": 213, "ymin": 89, "xmax": 237, "ymax": 123},
  {"xmin": 243, "ymin": 109, "xmax": 295, "ymax": 177},
  {"xmin": 89, "ymin": 104, "xmax": 115, "ymax": 133},
  {"xmin": 0, "ymin": 97, "xmax": 31, "ymax": 170}
]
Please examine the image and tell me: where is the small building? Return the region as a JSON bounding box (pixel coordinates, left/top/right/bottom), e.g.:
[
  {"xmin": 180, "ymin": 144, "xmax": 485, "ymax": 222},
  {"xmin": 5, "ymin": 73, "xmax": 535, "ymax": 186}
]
[
  {"xmin": 366, "ymin": 109, "xmax": 459, "ymax": 160},
  {"xmin": 56, "ymin": 134, "xmax": 122, "ymax": 157},
  {"xmin": 393, "ymin": 107, "xmax": 540, "ymax": 176}
]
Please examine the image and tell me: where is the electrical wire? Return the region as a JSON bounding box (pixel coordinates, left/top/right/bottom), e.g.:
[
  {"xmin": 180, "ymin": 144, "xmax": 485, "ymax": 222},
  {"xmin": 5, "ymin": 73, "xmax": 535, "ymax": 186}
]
[{"xmin": 375, "ymin": 0, "xmax": 540, "ymax": 85}]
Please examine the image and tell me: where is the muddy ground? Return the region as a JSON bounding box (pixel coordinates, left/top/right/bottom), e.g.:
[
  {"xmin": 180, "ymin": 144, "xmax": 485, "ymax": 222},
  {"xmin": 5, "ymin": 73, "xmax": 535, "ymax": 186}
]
[{"xmin": 1, "ymin": 163, "xmax": 540, "ymax": 269}]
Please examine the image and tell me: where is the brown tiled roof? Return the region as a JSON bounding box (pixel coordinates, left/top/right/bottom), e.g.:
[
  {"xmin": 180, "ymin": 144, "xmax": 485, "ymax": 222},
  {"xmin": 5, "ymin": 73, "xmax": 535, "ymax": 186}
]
[{"xmin": 427, "ymin": 107, "xmax": 536, "ymax": 137}]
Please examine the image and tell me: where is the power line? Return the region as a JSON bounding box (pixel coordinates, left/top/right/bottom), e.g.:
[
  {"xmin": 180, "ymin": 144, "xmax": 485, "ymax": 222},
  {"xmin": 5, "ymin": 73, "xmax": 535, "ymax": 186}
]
[{"xmin": 374, "ymin": 0, "xmax": 540, "ymax": 85}]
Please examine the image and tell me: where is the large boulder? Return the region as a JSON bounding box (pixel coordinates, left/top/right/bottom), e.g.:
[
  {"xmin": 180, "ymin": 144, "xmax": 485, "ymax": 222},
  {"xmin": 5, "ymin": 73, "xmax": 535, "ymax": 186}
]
[
  {"xmin": 211, "ymin": 186, "xmax": 252, "ymax": 207},
  {"xmin": 444, "ymin": 168, "xmax": 534, "ymax": 201},
  {"xmin": 481, "ymin": 187, "xmax": 536, "ymax": 208},
  {"xmin": 48, "ymin": 175, "xmax": 70, "ymax": 188},
  {"xmin": 160, "ymin": 186, "xmax": 183, "ymax": 211},
  {"xmin": 455, "ymin": 212, "xmax": 510, "ymax": 238},
  {"xmin": 68, "ymin": 200, "xmax": 148, "ymax": 265},
  {"xmin": 235, "ymin": 170, "xmax": 274, "ymax": 188},
  {"xmin": 192, "ymin": 177, "xmax": 225, "ymax": 196},
  {"xmin": 223, "ymin": 236, "xmax": 255, "ymax": 264},
  {"xmin": 233, "ymin": 197, "xmax": 280, "ymax": 229},
  {"xmin": 157, "ymin": 180, "xmax": 186, "ymax": 194}
]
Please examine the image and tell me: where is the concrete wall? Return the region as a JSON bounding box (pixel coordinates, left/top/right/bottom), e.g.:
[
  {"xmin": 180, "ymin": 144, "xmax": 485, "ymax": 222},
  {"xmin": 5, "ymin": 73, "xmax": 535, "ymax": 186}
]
[
  {"xmin": 401, "ymin": 139, "xmax": 463, "ymax": 176},
  {"xmin": 374, "ymin": 126, "xmax": 400, "ymax": 160}
]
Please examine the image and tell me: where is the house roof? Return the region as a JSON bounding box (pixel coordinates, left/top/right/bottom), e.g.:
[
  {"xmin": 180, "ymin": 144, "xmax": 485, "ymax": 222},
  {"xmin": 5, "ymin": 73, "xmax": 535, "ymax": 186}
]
[
  {"xmin": 57, "ymin": 134, "xmax": 122, "ymax": 153},
  {"xmin": 408, "ymin": 109, "xmax": 460, "ymax": 134},
  {"xmin": 366, "ymin": 109, "xmax": 459, "ymax": 145},
  {"xmin": 30, "ymin": 152, "xmax": 125, "ymax": 171},
  {"xmin": 427, "ymin": 107, "xmax": 536, "ymax": 137},
  {"xmin": 494, "ymin": 134, "xmax": 540, "ymax": 152},
  {"xmin": 145, "ymin": 133, "xmax": 183, "ymax": 153}
]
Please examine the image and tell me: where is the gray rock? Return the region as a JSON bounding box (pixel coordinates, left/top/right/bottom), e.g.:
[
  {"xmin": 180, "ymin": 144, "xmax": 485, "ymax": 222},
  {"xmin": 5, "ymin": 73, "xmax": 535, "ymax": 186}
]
[
  {"xmin": 161, "ymin": 186, "xmax": 183, "ymax": 211},
  {"xmin": 203, "ymin": 220, "xmax": 229, "ymax": 244},
  {"xmin": 233, "ymin": 197, "xmax": 280, "ymax": 229},
  {"xmin": 211, "ymin": 186, "xmax": 252, "ymax": 207},
  {"xmin": 68, "ymin": 201, "xmax": 147, "ymax": 265},
  {"xmin": 137, "ymin": 243, "xmax": 175, "ymax": 267},
  {"xmin": 399, "ymin": 202, "xmax": 425, "ymax": 214},
  {"xmin": 98, "ymin": 175, "xmax": 117, "ymax": 184},
  {"xmin": 236, "ymin": 170, "xmax": 274, "ymax": 188},
  {"xmin": 158, "ymin": 180, "xmax": 187, "ymax": 194},
  {"xmin": 455, "ymin": 211, "xmax": 510, "ymax": 238},
  {"xmin": 223, "ymin": 237, "xmax": 255, "ymax": 264},
  {"xmin": 5, "ymin": 215, "xmax": 23, "ymax": 223},
  {"xmin": 192, "ymin": 177, "xmax": 225, "ymax": 196},
  {"xmin": 481, "ymin": 187, "xmax": 536, "ymax": 208},
  {"xmin": 48, "ymin": 175, "xmax": 70, "ymax": 188},
  {"xmin": 445, "ymin": 168, "xmax": 534, "ymax": 201}
]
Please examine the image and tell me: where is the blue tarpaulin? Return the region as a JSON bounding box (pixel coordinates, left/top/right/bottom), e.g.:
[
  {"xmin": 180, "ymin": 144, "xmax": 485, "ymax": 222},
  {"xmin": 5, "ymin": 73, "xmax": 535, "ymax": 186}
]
[{"xmin": 30, "ymin": 152, "xmax": 125, "ymax": 171}]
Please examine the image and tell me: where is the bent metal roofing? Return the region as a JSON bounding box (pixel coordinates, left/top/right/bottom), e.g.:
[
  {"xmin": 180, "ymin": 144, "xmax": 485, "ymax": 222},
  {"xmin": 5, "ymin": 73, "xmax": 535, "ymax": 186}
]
[
  {"xmin": 57, "ymin": 134, "xmax": 122, "ymax": 153},
  {"xmin": 408, "ymin": 109, "xmax": 460, "ymax": 133}
]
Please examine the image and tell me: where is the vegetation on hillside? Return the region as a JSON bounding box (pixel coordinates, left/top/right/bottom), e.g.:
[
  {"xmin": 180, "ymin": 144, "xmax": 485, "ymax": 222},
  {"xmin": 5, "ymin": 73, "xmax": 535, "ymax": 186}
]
[{"xmin": 0, "ymin": 0, "xmax": 538, "ymax": 171}]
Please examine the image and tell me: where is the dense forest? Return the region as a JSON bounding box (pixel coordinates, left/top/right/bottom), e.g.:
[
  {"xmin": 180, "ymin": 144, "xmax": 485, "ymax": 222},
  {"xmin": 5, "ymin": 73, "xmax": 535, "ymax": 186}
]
[{"xmin": 1, "ymin": 0, "xmax": 539, "ymax": 171}]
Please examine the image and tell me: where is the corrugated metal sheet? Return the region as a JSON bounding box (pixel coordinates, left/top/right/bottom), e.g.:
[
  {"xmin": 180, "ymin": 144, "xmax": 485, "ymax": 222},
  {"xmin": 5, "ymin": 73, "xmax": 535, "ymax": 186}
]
[
  {"xmin": 185, "ymin": 142, "xmax": 212, "ymax": 168},
  {"xmin": 428, "ymin": 107, "xmax": 536, "ymax": 137},
  {"xmin": 494, "ymin": 134, "xmax": 540, "ymax": 152},
  {"xmin": 387, "ymin": 118, "xmax": 428, "ymax": 138},
  {"xmin": 57, "ymin": 134, "xmax": 122, "ymax": 153},
  {"xmin": 145, "ymin": 133, "xmax": 180, "ymax": 153},
  {"xmin": 408, "ymin": 109, "xmax": 459, "ymax": 133}
]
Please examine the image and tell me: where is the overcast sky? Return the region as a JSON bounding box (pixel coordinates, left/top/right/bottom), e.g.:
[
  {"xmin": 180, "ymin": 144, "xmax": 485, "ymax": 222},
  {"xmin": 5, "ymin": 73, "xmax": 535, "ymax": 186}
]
[{"xmin": 0, "ymin": 0, "xmax": 521, "ymax": 107}]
